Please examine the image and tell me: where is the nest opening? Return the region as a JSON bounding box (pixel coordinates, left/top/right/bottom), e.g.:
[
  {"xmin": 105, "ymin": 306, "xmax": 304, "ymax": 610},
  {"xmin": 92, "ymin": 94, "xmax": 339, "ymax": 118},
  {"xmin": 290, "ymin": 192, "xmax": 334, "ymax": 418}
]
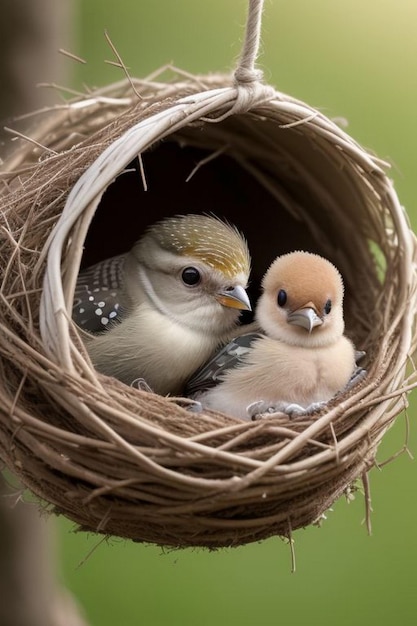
[
  {"xmin": 1, "ymin": 72, "xmax": 416, "ymax": 549},
  {"xmin": 77, "ymin": 117, "xmax": 386, "ymax": 358}
]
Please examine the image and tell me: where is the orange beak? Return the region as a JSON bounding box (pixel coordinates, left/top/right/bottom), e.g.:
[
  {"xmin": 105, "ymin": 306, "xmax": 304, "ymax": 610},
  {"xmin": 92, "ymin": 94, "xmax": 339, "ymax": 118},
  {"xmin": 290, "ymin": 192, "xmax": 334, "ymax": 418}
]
[{"xmin": 215, "ymin": 285, "xmax": 251, "ymax": 311}]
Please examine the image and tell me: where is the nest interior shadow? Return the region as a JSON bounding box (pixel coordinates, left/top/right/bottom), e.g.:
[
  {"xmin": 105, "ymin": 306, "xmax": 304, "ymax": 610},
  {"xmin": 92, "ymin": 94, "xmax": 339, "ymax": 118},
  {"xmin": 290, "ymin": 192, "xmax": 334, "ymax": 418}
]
[
  {"xmin": 0, "ymin": 72, "xmax": 416, "ymax": 549},
  {"xmin": 83, "ymin": 140, "xmax": 341, "ymax": 311}
]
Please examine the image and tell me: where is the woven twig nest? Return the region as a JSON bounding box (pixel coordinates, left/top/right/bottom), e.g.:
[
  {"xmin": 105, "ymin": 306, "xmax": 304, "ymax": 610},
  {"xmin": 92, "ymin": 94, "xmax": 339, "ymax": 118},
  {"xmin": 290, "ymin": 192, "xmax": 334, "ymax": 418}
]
[{"xmin": 1, "ymin": 30, "xmax": 417, "ymax": 547}]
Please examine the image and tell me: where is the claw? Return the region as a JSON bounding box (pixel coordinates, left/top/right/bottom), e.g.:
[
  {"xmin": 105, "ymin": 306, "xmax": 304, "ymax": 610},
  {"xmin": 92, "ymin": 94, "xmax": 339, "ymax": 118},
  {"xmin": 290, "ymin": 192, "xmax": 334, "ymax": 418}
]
[
  {"xmin": 185, "ymin": 400, "xmax": 203, "ymax": 414},
  {"xmin": 247, "ymin": 398, "xmax": 329, "ymax": 420},
  {"xmin": 283, "ymin": 401, "xmax": 326, "ymax": 416},
  {"xmin": 355, "ymin": 350, "xmax": 366, "ymax": 364},
  {"xmin": 130, "ymin": 377, "xmax": 153, "ymax": 392},
  {"xmin": 247, "ymin": 400, "xmax": 284, "ymax": 420},
  {"xmin": 344, "ymin": 367, "xmax": 367, "ymax": 392},
  {"xmin": 247, "ymin": 400, "xmax": 305, "ymax": 419},
  {"xmin": 282, "ymin": 403, "xmax": 306, "ymax": 416},
  {"xmin": 303, "ymin": 400, "xmax": 327, "ymax": 414}
]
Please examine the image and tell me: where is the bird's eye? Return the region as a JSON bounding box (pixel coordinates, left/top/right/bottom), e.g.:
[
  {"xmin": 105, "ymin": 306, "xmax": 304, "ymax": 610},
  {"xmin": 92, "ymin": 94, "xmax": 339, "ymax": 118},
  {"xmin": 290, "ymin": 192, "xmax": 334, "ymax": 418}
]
[
  {"xmin": 277, "ymin": 289, "xmax": 287, "ymax": 307},
  {"xmin": 181, "ymin": 266, "xmax": 201, "ymax": 286},
  {"xmin": 324, "ymin": 299, "xmax": 332, "ymax": 314}
]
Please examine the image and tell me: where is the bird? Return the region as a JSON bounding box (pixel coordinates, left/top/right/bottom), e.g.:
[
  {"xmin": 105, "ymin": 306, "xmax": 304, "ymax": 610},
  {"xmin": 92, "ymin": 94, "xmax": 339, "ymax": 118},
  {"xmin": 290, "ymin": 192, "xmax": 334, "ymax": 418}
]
[
  {"xmin": 185, "ymin": 250, "xmax": 364, "ymax": 420},
  {"xmin": 72, "ymin": 213, "xmax": 252, "ymax": 395}
]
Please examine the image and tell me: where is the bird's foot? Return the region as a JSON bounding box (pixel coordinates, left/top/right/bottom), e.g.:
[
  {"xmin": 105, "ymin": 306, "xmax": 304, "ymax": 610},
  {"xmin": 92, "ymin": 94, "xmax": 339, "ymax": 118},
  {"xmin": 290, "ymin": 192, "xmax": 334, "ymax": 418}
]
[
  {"xmin": 130, "ymin": 377, "xmax": 153, "ymax": 392},
  {"xmin": 355, "ymin": 349, "xmax": 366, "ymax": 364},
  {"xmin": 284, "ymin": 401, "xmax": 327, "ymax": 417},
  {"xmin": 174, "ymin": 398, "xmax": 204, "ymax": 413},
  {"xmin": 184, "ymin": 400, "xmax": 203, "ymax": 414},
  {"xmin": 247, "ymin": 400, "xmax": 286, "ymax": 419},
  {"xmin": 247, "ymin": 400, "xmax": 327, "ymax": 420},
  {"xmin": 344, "ymin": 366, "xmax": 367, "ymax": 392}
]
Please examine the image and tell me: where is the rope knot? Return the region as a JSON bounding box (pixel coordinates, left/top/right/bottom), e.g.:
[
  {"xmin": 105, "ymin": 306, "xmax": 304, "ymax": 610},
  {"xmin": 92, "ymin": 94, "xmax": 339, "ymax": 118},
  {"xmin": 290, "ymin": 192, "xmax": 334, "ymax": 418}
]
[{"xmin": 234, "ymin": 66, "xmax": 264, "ymax": 85}]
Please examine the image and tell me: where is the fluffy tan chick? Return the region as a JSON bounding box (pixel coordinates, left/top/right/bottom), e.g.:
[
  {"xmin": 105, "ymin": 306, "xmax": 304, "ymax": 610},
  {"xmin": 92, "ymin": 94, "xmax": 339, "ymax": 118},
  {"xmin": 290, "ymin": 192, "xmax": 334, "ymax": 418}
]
[{"xmin": 188, "ymin": 251, "xmax": 358, "ymax": 419}]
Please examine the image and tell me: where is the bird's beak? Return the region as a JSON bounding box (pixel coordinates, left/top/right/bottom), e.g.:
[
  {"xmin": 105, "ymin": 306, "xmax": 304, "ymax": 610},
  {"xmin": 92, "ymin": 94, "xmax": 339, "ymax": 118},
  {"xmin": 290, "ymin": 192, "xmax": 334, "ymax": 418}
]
[
  {"xmin": 287, "ymin": 302, "xmax": 322, "ymax": 333},
  {"xmin": 215, "ymin": 285, "xmax": 252, "ymax": 311}
]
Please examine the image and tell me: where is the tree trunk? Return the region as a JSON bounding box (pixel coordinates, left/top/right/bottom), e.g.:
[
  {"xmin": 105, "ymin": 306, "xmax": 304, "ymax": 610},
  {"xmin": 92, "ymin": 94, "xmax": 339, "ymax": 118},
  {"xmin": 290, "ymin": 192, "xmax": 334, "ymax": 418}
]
[
  {"xmin": 0, "ymin": 1, "xmax": 89, "ymax": 624},
  {"xmin": 0, "ymin": 0, "xmax": 74, "ymax": 128}
]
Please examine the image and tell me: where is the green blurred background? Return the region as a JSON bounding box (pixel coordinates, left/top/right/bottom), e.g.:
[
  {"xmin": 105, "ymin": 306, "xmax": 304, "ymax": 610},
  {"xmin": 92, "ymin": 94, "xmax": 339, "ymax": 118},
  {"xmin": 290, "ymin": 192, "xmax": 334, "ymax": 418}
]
[{"xmin": 52, "ymin": 1, "xmax": 417, "ymax": 624}]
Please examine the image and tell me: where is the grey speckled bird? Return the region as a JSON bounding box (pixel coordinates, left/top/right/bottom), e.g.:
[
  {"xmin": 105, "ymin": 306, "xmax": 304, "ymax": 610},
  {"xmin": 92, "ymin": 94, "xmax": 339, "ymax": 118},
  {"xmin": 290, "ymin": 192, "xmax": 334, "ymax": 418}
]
[
  {"xmin": 73, "ymin": 213, "xmax": 252, "ymax": 395},
  {"xmin": 73, "ymin": 254, "xmax": 127, "ymax": 333}
]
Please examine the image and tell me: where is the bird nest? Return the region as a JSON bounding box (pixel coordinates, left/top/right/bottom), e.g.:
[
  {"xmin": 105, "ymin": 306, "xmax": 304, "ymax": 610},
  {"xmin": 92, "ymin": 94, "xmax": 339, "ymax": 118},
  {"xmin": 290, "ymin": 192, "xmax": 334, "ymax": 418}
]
[{"xmin": 1, "ymin": 63, "xmax": 417, "ymax": 549}]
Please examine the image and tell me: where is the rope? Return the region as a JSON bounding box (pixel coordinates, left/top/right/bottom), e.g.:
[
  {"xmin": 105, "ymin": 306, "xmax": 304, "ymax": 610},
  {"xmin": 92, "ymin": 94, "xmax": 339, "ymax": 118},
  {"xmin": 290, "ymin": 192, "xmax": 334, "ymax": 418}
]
[
  {"xmin": 234, "ymin": 0, "xmax": 265, "ymax": 84},
  {"xmin": 203, "ymin": 0, "xmax": 270, "ymax": 123}
]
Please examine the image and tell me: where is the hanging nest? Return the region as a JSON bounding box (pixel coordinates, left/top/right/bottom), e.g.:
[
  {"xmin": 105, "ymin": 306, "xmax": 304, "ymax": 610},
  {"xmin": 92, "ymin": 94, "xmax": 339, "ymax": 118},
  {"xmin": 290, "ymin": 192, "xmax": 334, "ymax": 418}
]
[{"xmin": 1, "ymin": 8, "xmax": 417, "ymax": 548}]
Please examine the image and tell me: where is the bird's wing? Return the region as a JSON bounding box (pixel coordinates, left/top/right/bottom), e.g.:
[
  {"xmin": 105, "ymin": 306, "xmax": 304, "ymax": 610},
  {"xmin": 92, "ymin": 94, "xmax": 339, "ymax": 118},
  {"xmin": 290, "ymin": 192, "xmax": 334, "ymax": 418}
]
[
  {"xmin": 72, "ymin": 254, "xmax": 127, "ymax": 333},
  {"xmin": 184, "ymin": 332, "xmax": 264, "ymax": 397}
]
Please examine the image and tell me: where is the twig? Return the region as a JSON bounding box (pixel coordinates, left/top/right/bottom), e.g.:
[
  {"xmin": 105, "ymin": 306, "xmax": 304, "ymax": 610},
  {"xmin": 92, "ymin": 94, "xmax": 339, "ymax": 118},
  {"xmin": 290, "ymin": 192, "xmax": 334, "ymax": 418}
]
[{"xmin": 104, "ymin": 30, "xmax": 142, "ymax": 100}]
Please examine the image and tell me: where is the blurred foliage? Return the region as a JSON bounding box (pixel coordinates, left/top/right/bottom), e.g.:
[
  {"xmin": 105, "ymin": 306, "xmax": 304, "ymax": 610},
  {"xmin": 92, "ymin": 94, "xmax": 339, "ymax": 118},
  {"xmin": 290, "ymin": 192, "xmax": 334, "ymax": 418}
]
[{"xmin": 51, "ymin": 1, "xmax": 417, "ymax": 624}]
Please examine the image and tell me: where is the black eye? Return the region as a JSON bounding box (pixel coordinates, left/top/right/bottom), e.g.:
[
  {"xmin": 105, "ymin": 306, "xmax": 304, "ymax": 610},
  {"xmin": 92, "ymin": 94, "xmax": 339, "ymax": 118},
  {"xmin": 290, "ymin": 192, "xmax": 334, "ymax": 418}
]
[
  {"xmin": 277, "ymin": 289, "xmax": 287, "ymax": 307},
  {"xmin": 324, "ymin": 299, "xmax": 332, "ymax": 314},
  {"xmin": 181, "ymin": 267, "xmax": 201, "ymax": 286}
]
